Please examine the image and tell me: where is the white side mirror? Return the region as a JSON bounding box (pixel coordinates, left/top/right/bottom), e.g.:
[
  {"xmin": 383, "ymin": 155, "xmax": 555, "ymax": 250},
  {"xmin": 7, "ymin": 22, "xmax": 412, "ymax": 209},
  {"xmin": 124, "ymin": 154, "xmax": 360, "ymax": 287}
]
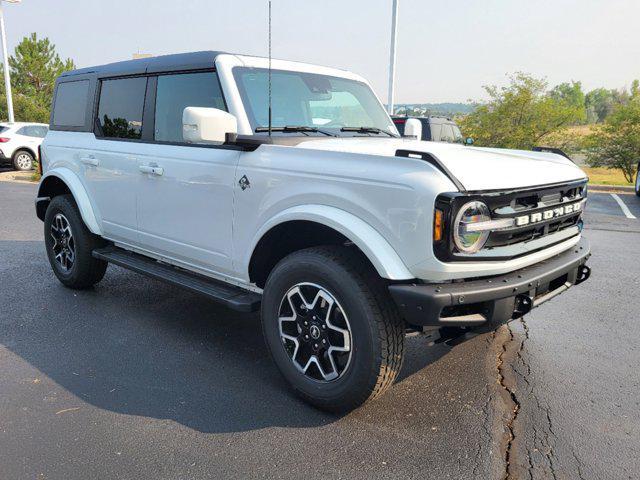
[
  {"xmin": 182, "ymin": 107, "xmax": 237, "ymax": 144},
  {"xmin": 403, "ymin": 118, "xmax": 422, "ymax": 140}
]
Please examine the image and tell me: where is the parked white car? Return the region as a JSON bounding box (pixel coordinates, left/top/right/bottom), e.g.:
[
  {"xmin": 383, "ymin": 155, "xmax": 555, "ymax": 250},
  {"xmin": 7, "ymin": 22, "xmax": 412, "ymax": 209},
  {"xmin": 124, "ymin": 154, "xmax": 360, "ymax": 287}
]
[
  {"xmin": 35, "ymin": 52, "xmax": 592, "ymax": 411},
  {"xmin": 0, "ymin": 122, "xmax": 48, "ymax": 170}
]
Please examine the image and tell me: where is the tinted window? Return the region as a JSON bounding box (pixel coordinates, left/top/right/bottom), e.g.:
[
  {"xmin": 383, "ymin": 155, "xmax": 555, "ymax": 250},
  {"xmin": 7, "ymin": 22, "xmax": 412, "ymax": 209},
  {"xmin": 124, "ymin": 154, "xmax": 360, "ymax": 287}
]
[
  {"xmin": 0, "ymin": 126, "xmax": 9, "ymax": 134},
  {"xmin": 393, "ymin": 119, "xmax": 406, "ymax": 136},
  {"xmin": 52, "ymin": 80, "xmax": 90, "ymax": 127},
  {"xmin": 17, "ymin": 125, "xmax": 48, "ymax": 138},
  {"xmin": 154, "ymin": 72, "xmax": 225, "ymax": 142},
  {"xmin": 97, "ymin": 77, "xmax": 147, "ymax": 139}
]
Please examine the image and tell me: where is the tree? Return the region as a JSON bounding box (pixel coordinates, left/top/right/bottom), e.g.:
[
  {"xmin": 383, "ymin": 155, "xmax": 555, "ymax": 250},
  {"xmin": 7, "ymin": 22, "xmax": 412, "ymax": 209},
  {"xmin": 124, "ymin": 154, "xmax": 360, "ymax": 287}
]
[
  {"xmin": 550, "ymin": 81, "xmax": 587, "ymax": 123},
  {"xmin": 458, "ymin": 73, "xmax": 584, "ymax": 149},
  {"xmin": 584, "ymin": 99, "xmax": 640, "ymax": 183},
  {"xmin": 0, "ymin": 33, "xmax": 74, "ymax": 123}
]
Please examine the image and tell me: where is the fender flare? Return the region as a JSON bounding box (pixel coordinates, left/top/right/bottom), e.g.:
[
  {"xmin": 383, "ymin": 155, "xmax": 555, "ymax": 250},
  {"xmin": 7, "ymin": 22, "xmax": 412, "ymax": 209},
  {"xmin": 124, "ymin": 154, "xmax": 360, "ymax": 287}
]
[
  {"xmin": 246, "ymin": 204, "xmax": 414, "ymax": 281},
  {"xmin": 37, "ymin": 168, "xmax": 102, "ymax": 235}
]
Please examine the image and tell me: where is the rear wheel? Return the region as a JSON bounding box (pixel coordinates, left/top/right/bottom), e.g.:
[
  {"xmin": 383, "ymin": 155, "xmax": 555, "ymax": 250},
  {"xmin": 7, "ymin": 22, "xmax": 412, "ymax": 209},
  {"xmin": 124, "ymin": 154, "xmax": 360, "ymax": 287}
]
[
  {"xmin": 261, "ymin": 246, "xmax": 405, "ymax": 412},
  {"xmin": 44, "ymin": 194, "xmax": 108, "ymax": 289},
  {"xmin": 13, "ymin": 150, "xmax": 34, "ymax": 171}
]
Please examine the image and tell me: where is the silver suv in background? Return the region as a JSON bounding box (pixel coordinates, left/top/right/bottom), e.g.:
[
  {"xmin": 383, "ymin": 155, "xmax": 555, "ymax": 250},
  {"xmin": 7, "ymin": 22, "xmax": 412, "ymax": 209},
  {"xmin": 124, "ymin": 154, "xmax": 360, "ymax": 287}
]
[
  {"xmin": 0, "ymin": 122, "xmax": 48, "ymax": 170},
  {"xmin": 392, "ymin": 115, "xmax": 470, "ymax": 144}
]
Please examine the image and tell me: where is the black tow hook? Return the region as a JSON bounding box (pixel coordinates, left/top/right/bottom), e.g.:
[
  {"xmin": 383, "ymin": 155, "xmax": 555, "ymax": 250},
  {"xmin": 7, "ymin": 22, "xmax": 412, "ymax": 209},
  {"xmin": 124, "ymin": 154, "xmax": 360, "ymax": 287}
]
[
  {"xmin": 513, "ymin": 294, "xmax": 533, "ymax": 318},
  {"xmin": 575, "ymin": 265, "xmax": 591, "ymax": 285}
]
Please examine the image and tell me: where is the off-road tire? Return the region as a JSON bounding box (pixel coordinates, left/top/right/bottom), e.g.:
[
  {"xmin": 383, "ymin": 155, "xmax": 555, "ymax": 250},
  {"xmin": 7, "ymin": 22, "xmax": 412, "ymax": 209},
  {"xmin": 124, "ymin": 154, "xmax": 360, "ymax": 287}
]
[
  {"xmin": 44, "ymin": 194, "xmax": 108, "ymax": 289},
  {"xmin": 261, "ymin": 245, "xmax": 405, "ymax": 412},
  {"xmin": 13, "ymin": 150, "xmax": 34, "ymax": 171}
]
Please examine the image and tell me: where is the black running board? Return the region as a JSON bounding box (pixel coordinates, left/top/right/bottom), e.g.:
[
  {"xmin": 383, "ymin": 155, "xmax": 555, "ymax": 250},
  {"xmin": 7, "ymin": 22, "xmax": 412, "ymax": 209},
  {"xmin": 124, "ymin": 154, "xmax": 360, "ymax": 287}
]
[{"xmin": 92, "ymin": 246, "xmax": 261, "ymax": 312}]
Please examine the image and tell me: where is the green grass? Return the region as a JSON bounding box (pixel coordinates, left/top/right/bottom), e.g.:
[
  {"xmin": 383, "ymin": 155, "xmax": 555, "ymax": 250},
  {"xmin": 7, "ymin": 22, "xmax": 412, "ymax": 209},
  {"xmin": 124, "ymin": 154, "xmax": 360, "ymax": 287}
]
[{"xmin": 581, "ymin": 167, "xmax": 634, "ymax": 186}]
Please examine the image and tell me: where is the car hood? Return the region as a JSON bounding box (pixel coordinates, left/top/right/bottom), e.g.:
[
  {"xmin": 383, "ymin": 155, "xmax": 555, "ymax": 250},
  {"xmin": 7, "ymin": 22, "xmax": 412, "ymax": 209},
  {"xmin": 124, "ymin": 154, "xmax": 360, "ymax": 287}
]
[{"xmin": 293, "ymin": 137, "xmax": 586, "ymax": 191}]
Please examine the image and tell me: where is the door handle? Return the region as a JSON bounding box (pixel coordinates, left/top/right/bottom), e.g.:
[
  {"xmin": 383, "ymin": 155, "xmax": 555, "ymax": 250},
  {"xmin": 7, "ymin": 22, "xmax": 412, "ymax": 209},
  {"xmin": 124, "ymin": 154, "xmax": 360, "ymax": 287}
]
[
  {"xmin": 139, "ymin": 164, "xmax": 164, "ymax": 176},
  {"xmin": 80, "ymin": 155, "xmax": 99, "ymax": 167}
]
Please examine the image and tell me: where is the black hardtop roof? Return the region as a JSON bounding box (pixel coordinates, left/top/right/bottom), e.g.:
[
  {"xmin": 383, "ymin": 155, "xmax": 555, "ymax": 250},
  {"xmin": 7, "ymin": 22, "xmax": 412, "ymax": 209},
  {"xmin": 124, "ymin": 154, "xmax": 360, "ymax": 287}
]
[{"xmin": 60, "ymin": 50, "xmax": 226, "ymax": 79}]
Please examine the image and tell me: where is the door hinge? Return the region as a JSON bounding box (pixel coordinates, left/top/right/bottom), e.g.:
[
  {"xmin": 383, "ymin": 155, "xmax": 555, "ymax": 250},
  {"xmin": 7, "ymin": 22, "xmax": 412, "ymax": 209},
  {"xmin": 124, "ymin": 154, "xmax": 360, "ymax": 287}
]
[{"xmin": 239, "ymin": 175, "xmax": 250, "ymax": 190}]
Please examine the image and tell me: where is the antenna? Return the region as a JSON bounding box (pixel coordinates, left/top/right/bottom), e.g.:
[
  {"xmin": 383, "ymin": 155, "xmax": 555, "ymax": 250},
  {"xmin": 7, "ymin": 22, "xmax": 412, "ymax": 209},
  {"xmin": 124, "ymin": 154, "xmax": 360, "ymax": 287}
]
[{"xmin": 268, "ymin": 0, "xmax": 272, "ymax": 136}]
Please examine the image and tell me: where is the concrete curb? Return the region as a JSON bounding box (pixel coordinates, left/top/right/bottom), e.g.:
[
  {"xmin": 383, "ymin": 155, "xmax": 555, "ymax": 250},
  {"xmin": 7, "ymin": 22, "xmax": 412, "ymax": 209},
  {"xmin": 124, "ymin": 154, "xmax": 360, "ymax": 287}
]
[
  {"xmin": 589, "ymin": 184, "xmax": 635, "ymax": 194},
  {"xmin": 0, "ymin": 171, "xmax": 36, "ymax": 184}
]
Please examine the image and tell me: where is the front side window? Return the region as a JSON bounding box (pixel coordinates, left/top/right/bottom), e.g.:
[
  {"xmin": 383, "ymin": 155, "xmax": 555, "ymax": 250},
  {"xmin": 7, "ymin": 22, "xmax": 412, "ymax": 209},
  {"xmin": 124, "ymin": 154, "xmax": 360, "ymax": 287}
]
[
  {"xmin": 96, "ymin": 77, "xmax": 147, "ymax": 139},
  {"xmin": 233, "ymin": 67, "xmax": 396, "ymax": 136},
  {"xmin": 154, "ymin": 71, "xmax": 226, "ymax": 143}
]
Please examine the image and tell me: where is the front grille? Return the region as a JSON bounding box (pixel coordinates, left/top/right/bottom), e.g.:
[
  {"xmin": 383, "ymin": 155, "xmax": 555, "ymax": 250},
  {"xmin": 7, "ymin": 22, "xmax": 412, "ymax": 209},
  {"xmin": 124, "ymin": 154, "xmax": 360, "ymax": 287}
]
[
  {"xmin": 484, "ymin": 182, "xmax": 585, "ymax": 248},
  {"xmin": 434, "ymin": 180, "xmax": 587, "ymax": 262}
]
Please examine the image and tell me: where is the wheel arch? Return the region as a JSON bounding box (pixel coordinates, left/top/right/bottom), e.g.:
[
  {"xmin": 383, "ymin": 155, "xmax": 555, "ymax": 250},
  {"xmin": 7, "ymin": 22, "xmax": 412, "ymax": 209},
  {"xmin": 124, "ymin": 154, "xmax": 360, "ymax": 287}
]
[
  {"xmin": 36, "ymin": 169, "xmax": 102, "ymax": 235},
  {"xmin": 246, "ymin": 205, "xmax": 414, "ymax": 288},
  {"xmin": 13, "ymin": 146, "xmax": 37, "ymax": 160}
]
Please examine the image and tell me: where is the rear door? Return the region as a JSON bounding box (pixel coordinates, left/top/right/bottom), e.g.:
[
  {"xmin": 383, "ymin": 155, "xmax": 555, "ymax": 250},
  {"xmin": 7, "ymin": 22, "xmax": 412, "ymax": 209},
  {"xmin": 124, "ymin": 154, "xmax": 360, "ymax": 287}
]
[
  {"xmin": 83, "ymin": 76, "xmax": 149, "ymax": 246},
  {"xmin": 135, "ymin": 70, "xmax": 239, "ymax": 277}
]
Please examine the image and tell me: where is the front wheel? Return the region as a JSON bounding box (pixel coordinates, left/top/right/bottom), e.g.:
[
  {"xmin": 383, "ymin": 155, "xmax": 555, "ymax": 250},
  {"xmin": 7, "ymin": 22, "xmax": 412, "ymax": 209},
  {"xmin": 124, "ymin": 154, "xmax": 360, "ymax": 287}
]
[{"xmin": 261, "ymin": 246, "xmax": 405, "ymax": 412}]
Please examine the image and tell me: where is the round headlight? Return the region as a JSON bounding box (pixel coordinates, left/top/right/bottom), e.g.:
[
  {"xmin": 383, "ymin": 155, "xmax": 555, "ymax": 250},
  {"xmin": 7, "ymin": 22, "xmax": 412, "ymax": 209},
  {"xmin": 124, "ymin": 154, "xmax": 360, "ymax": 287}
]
[{"xmin": 453, "ymin": 201, "xmax": 491, "ymax": 253}]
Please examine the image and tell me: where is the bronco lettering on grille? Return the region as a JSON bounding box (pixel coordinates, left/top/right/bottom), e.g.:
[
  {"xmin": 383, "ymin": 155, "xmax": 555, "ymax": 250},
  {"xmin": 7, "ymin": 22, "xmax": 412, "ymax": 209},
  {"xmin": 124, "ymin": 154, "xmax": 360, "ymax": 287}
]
[{"xmin": 514, "ymin": 201, "xmax": 583, "ymax": 227}]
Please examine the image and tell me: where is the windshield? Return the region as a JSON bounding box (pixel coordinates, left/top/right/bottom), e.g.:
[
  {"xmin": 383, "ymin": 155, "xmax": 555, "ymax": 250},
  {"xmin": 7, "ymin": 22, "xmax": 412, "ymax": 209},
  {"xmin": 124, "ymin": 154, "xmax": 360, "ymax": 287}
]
[{"xmin": 233, "ymin": 67, "xmax": 398, "ymax": 136}]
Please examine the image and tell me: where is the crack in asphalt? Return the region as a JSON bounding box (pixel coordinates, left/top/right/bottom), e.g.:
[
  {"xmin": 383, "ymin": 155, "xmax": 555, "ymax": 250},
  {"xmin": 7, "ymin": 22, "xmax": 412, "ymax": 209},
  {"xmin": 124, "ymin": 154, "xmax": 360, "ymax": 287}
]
[
  {"xmin": 496, "ymin": 317, "xmax": 565, "ymax": 480},
  {"xmin": 493, "ymin": 316, "xmax": 600, "ymax": 480},
  {"xmin": 495, "ymin": 324, "xmax": 520, "ymax": 480}
]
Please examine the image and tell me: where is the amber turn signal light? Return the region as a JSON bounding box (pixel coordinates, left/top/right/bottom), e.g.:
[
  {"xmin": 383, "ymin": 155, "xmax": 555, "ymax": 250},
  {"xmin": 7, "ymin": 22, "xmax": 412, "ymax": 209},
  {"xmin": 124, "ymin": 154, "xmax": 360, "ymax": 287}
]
[{"xmin": 433, "ymin": 209, "xmax": 444, "ymax": 242}]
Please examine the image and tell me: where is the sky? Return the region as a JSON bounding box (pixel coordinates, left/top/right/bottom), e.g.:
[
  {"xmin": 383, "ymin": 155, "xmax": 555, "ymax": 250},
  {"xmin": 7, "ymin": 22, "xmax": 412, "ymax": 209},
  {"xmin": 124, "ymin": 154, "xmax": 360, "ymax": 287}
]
[{"xmin": 3, "ymin": 0, "xmax": 639, "ymax": 103}]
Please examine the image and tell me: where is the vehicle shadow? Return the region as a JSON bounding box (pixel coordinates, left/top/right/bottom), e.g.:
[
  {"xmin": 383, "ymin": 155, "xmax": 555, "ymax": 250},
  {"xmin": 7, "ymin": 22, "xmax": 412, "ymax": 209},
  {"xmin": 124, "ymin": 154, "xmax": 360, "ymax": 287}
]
[{"xmin": 1, "ymin": 240, "xmax": 458, "ymax": 434}]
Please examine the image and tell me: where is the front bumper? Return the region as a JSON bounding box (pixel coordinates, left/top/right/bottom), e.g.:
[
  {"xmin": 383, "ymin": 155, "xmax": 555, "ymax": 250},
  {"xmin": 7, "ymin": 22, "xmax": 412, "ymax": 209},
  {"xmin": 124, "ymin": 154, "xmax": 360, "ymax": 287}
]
[{"xmin": 389, "ymin": 237, "xmax": 591, "ymax": 328}]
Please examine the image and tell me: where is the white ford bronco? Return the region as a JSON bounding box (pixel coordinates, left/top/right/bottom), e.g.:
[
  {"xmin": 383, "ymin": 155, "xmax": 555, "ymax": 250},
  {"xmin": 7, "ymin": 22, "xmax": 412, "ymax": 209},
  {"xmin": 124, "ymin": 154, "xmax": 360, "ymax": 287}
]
[{"xmin": 36, "ymin": 51, "xmax": 591, "ymax": 411}]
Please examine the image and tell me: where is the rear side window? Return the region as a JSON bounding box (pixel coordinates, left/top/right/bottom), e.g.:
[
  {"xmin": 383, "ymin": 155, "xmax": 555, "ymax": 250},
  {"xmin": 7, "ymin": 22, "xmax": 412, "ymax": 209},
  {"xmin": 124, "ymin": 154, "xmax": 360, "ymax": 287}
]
[
  {"xmin": 52, "ymin": 80, "xmax": 90, "ymax": 128},
  {"xmin": 154, "ymin": 71, "xmax": 225, "ymax": 143},
  {"xmin": 17, "ymin": 125, "xmax": 48, "ymax": 138},
  {"xmin": 97, "ymin": 77, "xmax": 147, "ymax": 139}
]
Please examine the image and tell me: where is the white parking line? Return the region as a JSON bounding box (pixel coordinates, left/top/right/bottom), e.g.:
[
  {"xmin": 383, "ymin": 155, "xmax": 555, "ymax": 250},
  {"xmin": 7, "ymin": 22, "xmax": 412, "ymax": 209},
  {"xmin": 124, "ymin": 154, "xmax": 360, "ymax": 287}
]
[{"xmin": 610, "ymin": 193, "xmax": 637, "ymax": 219}]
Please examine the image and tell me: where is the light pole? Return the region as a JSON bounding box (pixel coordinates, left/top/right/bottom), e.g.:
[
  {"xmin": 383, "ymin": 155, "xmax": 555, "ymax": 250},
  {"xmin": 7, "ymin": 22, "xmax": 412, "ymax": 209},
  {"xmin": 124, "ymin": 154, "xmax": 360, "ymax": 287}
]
[
  {"xmin": 387, "ymin": 0, "xmax": 399, "ymax": 115},
  {"xmin": 0, "ymin": 0, "xmax": 20, "ymax": 123}
]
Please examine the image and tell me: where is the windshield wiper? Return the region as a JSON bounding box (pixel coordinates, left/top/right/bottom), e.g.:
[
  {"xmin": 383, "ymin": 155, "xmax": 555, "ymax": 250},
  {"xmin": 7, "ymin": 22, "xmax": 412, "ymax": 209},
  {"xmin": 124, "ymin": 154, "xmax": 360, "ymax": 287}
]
[
  {"xmin": 255, "ymin": 125, "xmax": 336, "ymax": 136},
  {"xmin": 340, "ymin": 126, "xmax": 398, "ymax": 137}
]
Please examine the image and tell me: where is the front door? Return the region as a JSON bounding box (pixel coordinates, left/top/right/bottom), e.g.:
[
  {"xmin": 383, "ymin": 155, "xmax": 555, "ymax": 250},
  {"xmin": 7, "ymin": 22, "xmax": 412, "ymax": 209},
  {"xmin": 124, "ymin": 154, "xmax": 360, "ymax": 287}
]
[{"xmin": 136, "ymin": 71, "xmax": 238, "ymax": 277}]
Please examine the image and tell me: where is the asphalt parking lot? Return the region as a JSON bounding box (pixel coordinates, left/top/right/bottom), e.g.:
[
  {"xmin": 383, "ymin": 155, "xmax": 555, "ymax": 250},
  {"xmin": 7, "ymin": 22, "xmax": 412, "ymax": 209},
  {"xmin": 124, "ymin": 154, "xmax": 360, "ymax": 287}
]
[{"xmin": 0, "ymin": 179, "xmax": 638, "ymax": 479}]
